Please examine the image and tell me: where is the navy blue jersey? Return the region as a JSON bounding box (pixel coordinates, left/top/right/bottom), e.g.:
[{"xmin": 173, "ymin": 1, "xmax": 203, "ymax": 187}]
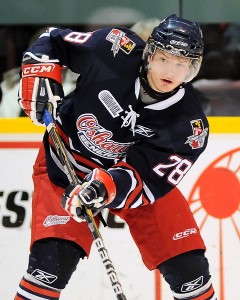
[{"xmin": 25, "ymin": 26, "xmax": 209, "ymax": 209}]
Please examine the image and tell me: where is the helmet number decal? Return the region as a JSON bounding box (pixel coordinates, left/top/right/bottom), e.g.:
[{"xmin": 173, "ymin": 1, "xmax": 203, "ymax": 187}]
[{"xmin": 153, "ymin": 155, "xmax": 192, "ymax": 185}]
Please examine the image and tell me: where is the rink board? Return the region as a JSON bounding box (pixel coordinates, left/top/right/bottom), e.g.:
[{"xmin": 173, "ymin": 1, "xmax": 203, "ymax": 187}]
[{"xmin": 0, "ymin": 117, "xmax": 239, "ymax": 300}]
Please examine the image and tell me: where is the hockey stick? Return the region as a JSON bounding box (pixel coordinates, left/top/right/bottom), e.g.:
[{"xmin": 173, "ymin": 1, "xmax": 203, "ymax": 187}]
[{"xmin": 42, "ymin": 108, "xmax": 127, "ymax": 300}]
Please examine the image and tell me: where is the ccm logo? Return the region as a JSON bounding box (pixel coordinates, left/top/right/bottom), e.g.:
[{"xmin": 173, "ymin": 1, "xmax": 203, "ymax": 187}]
[
  {"xmin": 173, "ymin": 228, "xmax": 197, "ymax": 240},
  {"xmin": 22, "ymin": 63, "xmax": 56, "ymax": 77}
]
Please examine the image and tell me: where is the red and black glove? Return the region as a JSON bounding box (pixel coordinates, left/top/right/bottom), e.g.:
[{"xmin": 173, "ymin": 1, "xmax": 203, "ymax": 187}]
[
  {"xmin": 62, "ymin": 169, "xmax": 116, "ymax": 222},
  {"xmin": 18, "ymin": 53, "xmax": 64, "ymax": 125}
]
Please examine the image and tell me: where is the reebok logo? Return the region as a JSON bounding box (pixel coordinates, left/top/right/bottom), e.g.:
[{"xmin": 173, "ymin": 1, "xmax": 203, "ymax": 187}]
[
  {"xmin": 132, "ymin": 125, "xmax": 154, "ymax": 137},
  {"xmin": 181, "ymin": 276, "xmax": 203, "ymax": 292},
  {"xmin": 31, "ymin": 269, "xmax": 57, "ymax": 284}
]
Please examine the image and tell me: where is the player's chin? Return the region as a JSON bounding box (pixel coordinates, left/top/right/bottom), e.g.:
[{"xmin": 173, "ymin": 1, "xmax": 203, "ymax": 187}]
[{"xmin": 156, "ymin": 84, "xmax": 176, "ymax": 93}]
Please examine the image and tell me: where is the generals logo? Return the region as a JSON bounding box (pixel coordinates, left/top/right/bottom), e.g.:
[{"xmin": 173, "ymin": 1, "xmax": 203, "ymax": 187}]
[
  {"xmin": 106, "ymin": 29, "xmax": 136, "ymax": 56},
  {"xmin": 185, "ymin": 119, "xmax": 208, "ymax": 149},
  {"xmin": 76, "ymin": 114, "xmax": 133, "ymax": 159},
  {"xmin": 43, "ymin": 215, "xmax": 70, "ymax": 227}
]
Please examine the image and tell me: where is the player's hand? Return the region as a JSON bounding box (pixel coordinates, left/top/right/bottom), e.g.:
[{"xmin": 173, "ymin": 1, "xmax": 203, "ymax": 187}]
[
  {"xmin": 61, "ymin": 169, "xmax": 116, "ymax": 222},
  {"xmin": 18, "ymin": 53, "xmax": 64, "ymax": 126},
  {"xmin": 61, "ymin": 181, "xmax": 107, "ymax": 222}
]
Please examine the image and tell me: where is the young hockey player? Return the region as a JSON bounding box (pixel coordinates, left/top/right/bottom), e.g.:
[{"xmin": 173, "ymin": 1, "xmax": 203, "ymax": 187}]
[{"xmin": 15, "ymin": 15, "xmax": 216, "ymax": 299}]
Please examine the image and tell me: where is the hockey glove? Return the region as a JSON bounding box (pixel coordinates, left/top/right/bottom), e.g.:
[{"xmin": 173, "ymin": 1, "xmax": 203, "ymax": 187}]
[
  {"xmin": 18, "ymin": 53, "xmax": 64, "ymax": 126},
  {"xmin": 62, "ymin": 169, "xmax": 116, "ymax": 222}
]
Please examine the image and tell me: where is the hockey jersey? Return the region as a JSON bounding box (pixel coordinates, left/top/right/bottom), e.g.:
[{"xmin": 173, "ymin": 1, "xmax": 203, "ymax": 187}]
[{"xmin": 25, "ymin": 26, "xmax": 209, "ymax": 209}]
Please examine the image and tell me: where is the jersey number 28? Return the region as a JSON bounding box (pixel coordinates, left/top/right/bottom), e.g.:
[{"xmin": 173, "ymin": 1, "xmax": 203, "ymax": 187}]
[{"xmin": 153, "ymin": 155, "xmax": 192, "ymax": 185}]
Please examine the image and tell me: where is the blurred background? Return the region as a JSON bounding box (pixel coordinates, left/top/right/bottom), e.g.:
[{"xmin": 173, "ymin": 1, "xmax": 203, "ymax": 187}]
[{"xmin": 0, "ymin": 0, "xmax": 240, "ymax": 117}]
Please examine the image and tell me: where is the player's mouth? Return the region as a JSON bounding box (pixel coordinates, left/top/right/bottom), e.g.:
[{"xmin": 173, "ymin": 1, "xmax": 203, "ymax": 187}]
[{"xmin": 161, "ymin": 78, "xmax": 173, "ymax": 84}]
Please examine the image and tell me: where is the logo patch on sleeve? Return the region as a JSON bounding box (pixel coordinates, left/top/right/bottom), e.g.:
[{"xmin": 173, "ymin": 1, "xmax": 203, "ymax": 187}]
[
  {"xmin": 185, "ymin": 119, "xmax": 208, "ymax": 149},
  {"xmin": 106, "ymin": 29, "xmax": 136, "ymax": 56}
]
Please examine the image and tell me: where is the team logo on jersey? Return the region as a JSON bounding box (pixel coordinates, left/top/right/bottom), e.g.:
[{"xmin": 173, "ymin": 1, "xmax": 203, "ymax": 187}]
[
  {"xmin": 76, "ymin": 114, "xmax": 134, "ymax": 159},
  {"xmin": 43, "ymin": 215, "xmax": 70, "ymax": 227},
  {"xmin": 106, "ymin": 29, "xmax": 136, "ymax": 56},
  {"xmin": 98, "ymin": 90, "xmax": 154, "ymax": 137},
  {"xmin": 185, "ymin": 119, "xmax": 208, "ymax": 149}
]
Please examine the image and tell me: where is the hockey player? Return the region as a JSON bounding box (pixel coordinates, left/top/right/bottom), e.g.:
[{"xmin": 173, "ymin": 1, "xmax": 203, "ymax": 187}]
[{"xmin": 15, "ymin": 15, "xmax": 217, "ymax": 299}]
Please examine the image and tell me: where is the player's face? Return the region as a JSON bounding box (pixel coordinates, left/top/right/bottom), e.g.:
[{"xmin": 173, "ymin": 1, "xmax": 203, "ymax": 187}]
[{"xmin": 147, "ymin": 50, "xmax": 191, "ymax": 93}]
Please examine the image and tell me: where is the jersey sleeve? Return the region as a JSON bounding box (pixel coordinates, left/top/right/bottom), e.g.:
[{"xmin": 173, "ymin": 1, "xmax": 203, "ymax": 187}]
[{"xmin": 24, "ymin": 27, "xmax": 144, "ymax": 76}]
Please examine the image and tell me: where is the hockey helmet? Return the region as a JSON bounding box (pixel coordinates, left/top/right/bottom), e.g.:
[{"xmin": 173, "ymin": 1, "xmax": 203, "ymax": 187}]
[{"xmin": 143, "ymin": 14, "xmax": 204, "ymax": 82}]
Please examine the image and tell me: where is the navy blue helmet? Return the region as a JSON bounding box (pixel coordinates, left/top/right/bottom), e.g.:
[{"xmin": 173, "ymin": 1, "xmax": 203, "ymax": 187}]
[{"xmin": 150, "ymin": 14, "xmax": 203, "ymax": 58}]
